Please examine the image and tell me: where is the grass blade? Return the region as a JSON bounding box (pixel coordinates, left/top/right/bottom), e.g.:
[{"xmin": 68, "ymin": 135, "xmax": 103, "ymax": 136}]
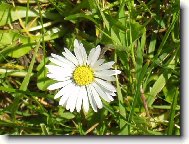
[
  {"xmin": 10, "ymin": 40, "xmax": 40, "ymax": 121},
  {"xmin": 167, "ymin": 88, "xmax": 179, "ymax": 135},
  {"xmin": 115, "ymin": 52, "xmax": 128, "ymax": 135}
]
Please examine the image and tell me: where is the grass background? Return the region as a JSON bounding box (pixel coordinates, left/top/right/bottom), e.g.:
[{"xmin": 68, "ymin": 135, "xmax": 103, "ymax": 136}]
[{"xmin": 0, "ymin": 0, "xmax": 180, "ymax": 135}]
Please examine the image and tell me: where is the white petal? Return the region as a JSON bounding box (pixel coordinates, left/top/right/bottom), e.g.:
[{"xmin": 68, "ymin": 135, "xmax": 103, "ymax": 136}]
[
  {"xmin": 54, "ymin": 82, "xmax": 73, "ymax": 99},
  {"xmin": 50, "ymin": 54, "xmax": 76, "ymax": 68},
  {"xmin": 74, "ymin": 39, "xmax": 83, "ymax": 65},
  {"xmin": 81, "ymin": 86, "xmax": 89, "ymax": 112},
  {"xmin": 88, "ymin": 45, "xmax": 101, "ymax": 66},
  {"xmin": 92, "ymin": 83, "xmax": 111, "ymax": 102},
  {"xmin": 48, "ymin": 58, "xmax": 70, "ymax": 68},
  {"xmin": 46, "ymin": 65, "xmax": 63, "ymax": 72},
  {"xmin": 95, "ymin": 78, "xmax": 116, "ymax": 92},
  {"xmin": 76, "ymin": 88, "xmax": 83, "ymax": 112},
  {"xmin": 69, "ymin": 95, "xmax": 78, "ymax": 112},
  {"xmin": 94, "ymin": 70, "xmax": 121, "ymax": 76},
  {"xmin": 59, "ymin": 93, "xmax": 70, "ymax": 106},
  {"xmin": 105, "ymin": 93, "xmax": 114, "ymax": 101},
  {"xmin": 46, "ymin": 64, "xmax": 73, "ymax": 74},
  {"xmin": 49, "ymin": 57, "xmax": 64, "ymax": 66},
  {"xmin": 94, "ymin": 61, "xmax": 115, "ymax": 71},
  {"xmin": 79, "ymin": 43, "xmax": 87, "ymax": 65},
  {"xmin": 89, "ymin": 85, "xmax": 103, "ymax": 109},
  {"xmin": 109, "ymin": 92, "xmax": 116, "ymax": 96},
  {"xmin": 87, "ymin": 48, "xmax": 95, "ymax": 65},
  {"xmin": 108, "ymin": 96, "xmax": 114, "ymax": 101},
  {"xmin": 63, "ymin": 48, "xmax": 79, "ymax": 66},
  {"xmin": 92, "ymin": 59, "xmax": 105, "ymax": 68},
  {"xmin": 69, "ymin": 85, "xmax": 80, "ymax": 112},
  {"xmin": 94, "ymin": 71, "xmax": 116, "ymax": 81},
  {"xmin": 93, "ymin": 85, "xmax": 116, "ymax": 103},
  {"xmin": 96, "ymin": 83, "xmax": 117, "ymax": 97},
  {"xmin": 66, "ymin": 93, "xmax": 77, "ymax": 112},
  {"xmin": 47, "ymin": 80, "xmax": 72, "ymax": 90},
  {"xmin": 51, "ymin": 53, "xmax": 67, "ymax": 62},
  {"xmin": 47, "ymin": 73, "xmax": 71, "ymax": 82},
  {"xmin": 86, "ymin": 86, "xmax": 97, "ymax": 112},
  {"xmin": 114, "ymin": 70, "xmax": 121, "ymax": 75}
]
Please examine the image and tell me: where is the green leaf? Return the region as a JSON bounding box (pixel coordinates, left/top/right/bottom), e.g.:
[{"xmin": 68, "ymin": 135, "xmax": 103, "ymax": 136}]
[
  {"xmin": 148, "ymin": 34, "xmax": 157, "ymax": 58},
  {"xmin": 147, "ymin": 56, "xmax": 176, "ymax": 107},
  {"xmin": 0, "ymin": 25, "xmax": 65, "ymax": 59},
  {"xmin": 118, "ymin": 1, "xmax": 127, "ymax": 46},
  {"xmin": 64, "ymin": 13, "xmax": 99, "ymax": 25},
  {"xmin": 0, "ymin": 3, "xmax": 38, "ymax": 26},
  {"xmin": 128, "ymin": 20, "xmax": 146, "ymax": 45},
  {"xmin": 100, "ymin": 14, "xmax": 146, "ymax": 47},
  {"xmin": 136, "ymin": 32, "xmax": 146, "ymax": 79},
  {"xmin": 0, "ymin": 30, "xmax": 35, "ymax": 58},
  {"xmin": 59, "ymin": 112, "xmax": 75, "ymax": 120}
]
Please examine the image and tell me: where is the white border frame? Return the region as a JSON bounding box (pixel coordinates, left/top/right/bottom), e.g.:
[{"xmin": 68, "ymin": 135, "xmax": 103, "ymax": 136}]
[{"xmin": 1, "ymin": 0, "xmax": 188, "ymax": 144}]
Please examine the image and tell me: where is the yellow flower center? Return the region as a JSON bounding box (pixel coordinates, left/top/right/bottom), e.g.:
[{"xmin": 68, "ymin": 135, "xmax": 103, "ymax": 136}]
[{"xmin": 73, "ymin": 66, "xmax": 94, "ymax": 86}]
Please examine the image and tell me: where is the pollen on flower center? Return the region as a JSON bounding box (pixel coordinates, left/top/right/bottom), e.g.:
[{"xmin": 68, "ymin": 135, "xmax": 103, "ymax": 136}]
[{"xmin": 73, "ymin": 66, "xmax": 94, "ymax": 86}]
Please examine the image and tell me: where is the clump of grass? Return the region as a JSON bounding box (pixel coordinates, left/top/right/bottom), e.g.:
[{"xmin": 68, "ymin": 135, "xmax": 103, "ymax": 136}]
[{"xmin": 0, "ymin": 0, "xmax": 180, "ymax": 135}]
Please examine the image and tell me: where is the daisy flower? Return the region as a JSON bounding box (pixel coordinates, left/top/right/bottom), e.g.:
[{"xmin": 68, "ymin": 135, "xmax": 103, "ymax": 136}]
[{"xmin": 46, "ymin": 39, "xmax": 121, "ymax": 112}]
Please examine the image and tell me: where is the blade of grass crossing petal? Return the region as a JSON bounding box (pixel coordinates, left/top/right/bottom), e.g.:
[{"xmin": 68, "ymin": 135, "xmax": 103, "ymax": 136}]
[{"xmin": 167, "ymin": 88, "xmax": 179, "ymax": 135}]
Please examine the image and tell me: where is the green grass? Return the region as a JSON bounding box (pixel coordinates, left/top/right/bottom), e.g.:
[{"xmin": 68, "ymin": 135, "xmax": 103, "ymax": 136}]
[{"xmin": 0, "ymin": 0, "xmax": 180, "ymax": 135}]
